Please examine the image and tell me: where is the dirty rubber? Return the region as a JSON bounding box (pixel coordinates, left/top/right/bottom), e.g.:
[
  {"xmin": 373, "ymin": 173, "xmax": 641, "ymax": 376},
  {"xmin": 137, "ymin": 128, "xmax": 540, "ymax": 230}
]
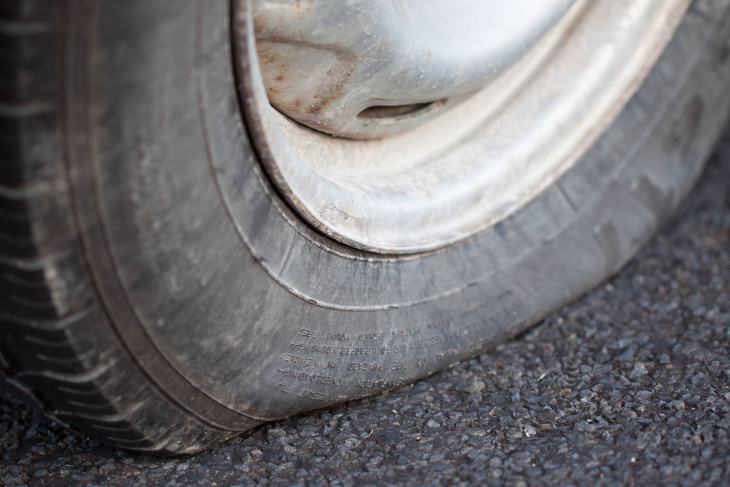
[{"xmin": 2, "ymin": 124, "xmax": 730, "ymax": 485}]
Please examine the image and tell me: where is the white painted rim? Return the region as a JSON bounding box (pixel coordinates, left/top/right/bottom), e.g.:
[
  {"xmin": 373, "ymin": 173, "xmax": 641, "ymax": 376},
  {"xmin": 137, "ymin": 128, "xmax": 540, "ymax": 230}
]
[{"xmin": 236, "ymin": 0, "xmax": 690, "ymax": 253}]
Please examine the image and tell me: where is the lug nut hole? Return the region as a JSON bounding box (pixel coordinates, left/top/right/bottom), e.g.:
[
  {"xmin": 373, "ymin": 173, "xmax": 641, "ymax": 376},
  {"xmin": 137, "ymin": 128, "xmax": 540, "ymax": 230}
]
[{"xmin": 357, "ymin": 101, "xmax": 443, "ymax": 120}]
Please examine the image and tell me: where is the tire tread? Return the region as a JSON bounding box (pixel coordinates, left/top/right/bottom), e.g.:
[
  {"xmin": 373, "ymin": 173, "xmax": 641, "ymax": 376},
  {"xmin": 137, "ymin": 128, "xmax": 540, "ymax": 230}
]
[{"xmin": 0, "ymin": 0, "xmax": 232, "ymax": 454}]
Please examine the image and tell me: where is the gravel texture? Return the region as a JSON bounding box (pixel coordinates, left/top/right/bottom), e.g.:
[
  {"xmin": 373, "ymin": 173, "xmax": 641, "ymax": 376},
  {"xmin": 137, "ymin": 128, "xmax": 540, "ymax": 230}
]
[{"xmin": 2, "ymin": 129, "xmax": 730, "ymax": 486}]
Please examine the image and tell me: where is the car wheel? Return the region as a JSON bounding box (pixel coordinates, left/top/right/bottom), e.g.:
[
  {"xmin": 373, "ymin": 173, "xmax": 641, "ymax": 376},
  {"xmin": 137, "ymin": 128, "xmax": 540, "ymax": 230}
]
[{"xmin": 1, "ymin": 0, "xmax": 730, "ymax": 454}]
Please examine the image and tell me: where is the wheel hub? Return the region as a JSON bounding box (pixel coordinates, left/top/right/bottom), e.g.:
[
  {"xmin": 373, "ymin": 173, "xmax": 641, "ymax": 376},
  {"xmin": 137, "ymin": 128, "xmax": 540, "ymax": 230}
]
[{"xmin": 253, "ymin": 0, "xmax": 575, "ymax": 139}]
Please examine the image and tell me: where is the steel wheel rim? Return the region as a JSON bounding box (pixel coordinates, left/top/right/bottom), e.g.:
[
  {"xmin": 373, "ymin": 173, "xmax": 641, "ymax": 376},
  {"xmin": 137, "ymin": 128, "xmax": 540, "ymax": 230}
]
[{"xmin": 233, "ymin": 0, "xmax": 690, "ymax": 254}]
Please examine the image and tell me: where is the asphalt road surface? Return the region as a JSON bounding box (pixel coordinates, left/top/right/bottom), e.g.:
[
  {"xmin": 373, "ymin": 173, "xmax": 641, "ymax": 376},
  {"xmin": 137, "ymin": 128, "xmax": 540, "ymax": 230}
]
[{"xmin": 2, "ymin": 127, "xmax": 730, "ymax": 486}]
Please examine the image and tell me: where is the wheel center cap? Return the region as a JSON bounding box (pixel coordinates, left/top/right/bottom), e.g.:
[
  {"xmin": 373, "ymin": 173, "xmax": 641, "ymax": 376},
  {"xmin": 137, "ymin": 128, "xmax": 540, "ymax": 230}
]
[{"xmin": 252, "ymin": 0, "xmax": 575, "ymax": 139}]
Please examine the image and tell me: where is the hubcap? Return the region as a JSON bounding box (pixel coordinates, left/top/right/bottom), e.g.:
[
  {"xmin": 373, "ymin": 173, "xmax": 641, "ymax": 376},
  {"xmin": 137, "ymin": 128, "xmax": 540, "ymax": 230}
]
[
  {"xmin": 233, "ymin": 0, "xmax": 690, "ymax": 254},
  {"xmin": 253, "ymin": 0, "xmax": 575, "ymax": 139}
]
